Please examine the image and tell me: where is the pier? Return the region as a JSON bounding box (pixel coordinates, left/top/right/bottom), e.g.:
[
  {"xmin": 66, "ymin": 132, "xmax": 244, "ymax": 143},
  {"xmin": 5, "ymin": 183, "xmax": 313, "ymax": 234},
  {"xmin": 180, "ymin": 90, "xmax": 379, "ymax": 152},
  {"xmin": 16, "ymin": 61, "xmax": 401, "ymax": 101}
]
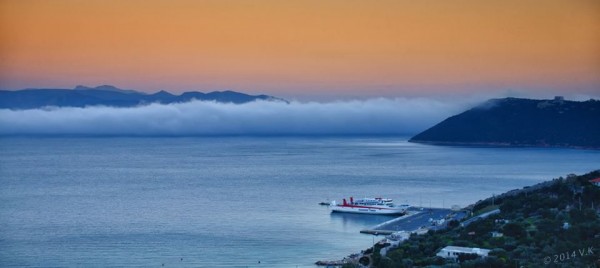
[
  {"xmin": 317, "ymin": 207, "xmax": 467, "ymax": 266},
  {"xmin": 360, "ymin": 207, "xmax": 467, "ymax": 234}
]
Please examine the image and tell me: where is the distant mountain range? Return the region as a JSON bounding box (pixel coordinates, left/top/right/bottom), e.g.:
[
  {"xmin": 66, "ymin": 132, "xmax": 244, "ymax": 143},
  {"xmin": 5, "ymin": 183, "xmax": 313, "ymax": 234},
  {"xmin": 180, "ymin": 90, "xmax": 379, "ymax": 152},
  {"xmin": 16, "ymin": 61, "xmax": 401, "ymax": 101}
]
[
  {"xmin": 410, "ymin": 97, "xmax": 600, "ymax": 149},
  {"xmin": 0, "ymin": 85, "xmax": 287, "ymax": 109}
]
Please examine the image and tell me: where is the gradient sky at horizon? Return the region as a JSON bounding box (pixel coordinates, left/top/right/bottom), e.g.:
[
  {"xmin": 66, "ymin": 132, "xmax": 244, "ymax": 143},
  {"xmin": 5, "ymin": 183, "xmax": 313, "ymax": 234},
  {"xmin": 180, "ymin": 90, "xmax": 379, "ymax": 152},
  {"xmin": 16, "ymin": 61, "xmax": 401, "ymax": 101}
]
[{"xmin": 1, "ymin": 0, "xmax": 599, "ymax": 100}]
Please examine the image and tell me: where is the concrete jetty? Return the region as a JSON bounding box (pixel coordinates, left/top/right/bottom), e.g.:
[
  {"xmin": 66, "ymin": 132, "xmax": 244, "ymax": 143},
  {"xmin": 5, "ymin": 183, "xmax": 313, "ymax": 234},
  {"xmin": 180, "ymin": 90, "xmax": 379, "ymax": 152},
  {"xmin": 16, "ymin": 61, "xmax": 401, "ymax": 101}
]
[
  {"xmin": 360, "ymin": 207, "xmax": 467, "ymax": 234},
  {"xmin": 317, "ymin": 208, "xmax": 468, "ymax": 267}
]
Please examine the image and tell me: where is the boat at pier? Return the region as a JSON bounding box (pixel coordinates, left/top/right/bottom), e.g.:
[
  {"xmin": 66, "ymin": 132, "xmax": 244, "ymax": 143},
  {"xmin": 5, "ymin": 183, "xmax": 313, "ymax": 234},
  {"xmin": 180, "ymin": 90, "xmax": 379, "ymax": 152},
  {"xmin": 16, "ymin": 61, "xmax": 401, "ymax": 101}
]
[{"xmin": 330, "ymin": 197, "xmax": 409, "ymax": 215}]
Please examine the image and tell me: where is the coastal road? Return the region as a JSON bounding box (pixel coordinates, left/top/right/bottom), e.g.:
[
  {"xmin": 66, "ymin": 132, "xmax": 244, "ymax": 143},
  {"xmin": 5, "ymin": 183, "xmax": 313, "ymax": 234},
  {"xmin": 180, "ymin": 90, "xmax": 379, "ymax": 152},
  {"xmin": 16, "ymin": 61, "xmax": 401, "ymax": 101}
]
[{"xmin": 461, "ymin": 209, "xmax": 500, "ymax": 227}]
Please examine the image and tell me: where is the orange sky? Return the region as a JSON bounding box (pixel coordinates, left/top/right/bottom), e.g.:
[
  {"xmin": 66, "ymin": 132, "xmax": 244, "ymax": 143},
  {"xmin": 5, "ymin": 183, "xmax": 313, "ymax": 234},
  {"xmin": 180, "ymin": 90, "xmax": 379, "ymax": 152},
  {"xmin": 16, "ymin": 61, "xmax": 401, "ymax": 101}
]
[{"xmin": 1, "ymin": 0, "xmax": 599, "ymax": 98}]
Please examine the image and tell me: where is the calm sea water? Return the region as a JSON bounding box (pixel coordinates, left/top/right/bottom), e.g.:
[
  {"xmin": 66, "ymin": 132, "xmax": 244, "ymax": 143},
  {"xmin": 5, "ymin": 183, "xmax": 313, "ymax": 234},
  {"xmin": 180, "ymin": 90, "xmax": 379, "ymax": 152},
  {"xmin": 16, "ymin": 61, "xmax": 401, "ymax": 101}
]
[{"xmin": 1, "ymin": 137, "xmax": 599, "ymax": 267}]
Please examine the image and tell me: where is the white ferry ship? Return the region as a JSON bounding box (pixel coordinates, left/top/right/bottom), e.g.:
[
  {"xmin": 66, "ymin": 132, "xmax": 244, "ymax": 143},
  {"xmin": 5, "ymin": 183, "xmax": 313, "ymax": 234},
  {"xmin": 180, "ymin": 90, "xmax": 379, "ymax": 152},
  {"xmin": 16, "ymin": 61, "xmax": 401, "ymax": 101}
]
[{"xmin": 330, "ymin": 197, "xmax": 409, "ymax": 215}]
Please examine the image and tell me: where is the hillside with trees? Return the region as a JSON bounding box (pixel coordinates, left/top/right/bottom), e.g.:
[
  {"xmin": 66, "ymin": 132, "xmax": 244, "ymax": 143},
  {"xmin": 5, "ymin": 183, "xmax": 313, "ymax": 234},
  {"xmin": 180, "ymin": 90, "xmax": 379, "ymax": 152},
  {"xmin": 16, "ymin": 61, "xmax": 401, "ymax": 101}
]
[
  {"xmin": 345, "ymin": 170, "xmax": 600, "ymax": 267},
  {"xmin": 410, "ymin": 97, "xmax": 600, "ymax": 149}
]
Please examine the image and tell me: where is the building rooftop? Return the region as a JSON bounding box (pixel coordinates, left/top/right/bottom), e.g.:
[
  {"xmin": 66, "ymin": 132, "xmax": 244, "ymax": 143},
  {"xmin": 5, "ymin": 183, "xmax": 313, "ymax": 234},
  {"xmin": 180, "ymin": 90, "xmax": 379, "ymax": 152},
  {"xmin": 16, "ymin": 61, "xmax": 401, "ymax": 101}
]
[{"xmin": 440, "ymin": 246, "xmax": 491, "ymax": 255}]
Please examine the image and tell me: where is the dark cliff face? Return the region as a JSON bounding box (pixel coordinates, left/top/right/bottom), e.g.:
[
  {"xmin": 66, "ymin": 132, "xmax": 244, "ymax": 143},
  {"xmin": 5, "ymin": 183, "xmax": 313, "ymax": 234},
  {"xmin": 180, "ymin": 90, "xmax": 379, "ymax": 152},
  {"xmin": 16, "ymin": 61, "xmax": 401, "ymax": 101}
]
[
  {"xmin": 0, "ymin": 86, "xmax": 286, "ymax": 109},
  {"xmin": 410, "ymin": 97, "xmax": 600, "ymax": 148}
]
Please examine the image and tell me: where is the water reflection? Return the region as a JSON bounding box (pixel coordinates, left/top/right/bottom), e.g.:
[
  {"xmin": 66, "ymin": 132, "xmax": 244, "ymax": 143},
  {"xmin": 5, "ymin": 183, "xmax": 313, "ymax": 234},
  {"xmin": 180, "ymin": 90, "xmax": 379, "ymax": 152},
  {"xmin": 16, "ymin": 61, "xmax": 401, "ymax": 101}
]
[{"xmin": 329, "ymin": 212, "xmax": 397, "ymax": 230}]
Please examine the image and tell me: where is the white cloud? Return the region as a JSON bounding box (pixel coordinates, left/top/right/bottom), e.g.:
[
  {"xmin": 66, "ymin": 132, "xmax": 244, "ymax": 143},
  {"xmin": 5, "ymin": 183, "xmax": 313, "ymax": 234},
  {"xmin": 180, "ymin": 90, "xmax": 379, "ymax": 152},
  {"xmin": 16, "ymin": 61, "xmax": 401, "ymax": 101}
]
[{"xmin": 0, "ymin": 98, "xmax": 471, "ymax": 136}]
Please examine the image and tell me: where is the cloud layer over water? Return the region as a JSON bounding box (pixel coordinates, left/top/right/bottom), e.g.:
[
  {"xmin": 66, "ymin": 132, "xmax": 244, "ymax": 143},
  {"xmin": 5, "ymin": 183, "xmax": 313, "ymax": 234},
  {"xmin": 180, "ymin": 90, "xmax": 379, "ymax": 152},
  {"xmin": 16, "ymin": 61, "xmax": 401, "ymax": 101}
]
[{"xmin": 0, "ymin": 98, "xmax": 469, "ymax": 136}]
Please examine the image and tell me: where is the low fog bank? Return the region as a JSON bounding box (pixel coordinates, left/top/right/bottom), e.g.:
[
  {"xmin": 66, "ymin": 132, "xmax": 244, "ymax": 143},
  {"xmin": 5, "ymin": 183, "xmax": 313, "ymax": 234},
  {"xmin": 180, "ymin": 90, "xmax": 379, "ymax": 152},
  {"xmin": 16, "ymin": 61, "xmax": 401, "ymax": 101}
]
[{"xmin": 0, "ymin": 98, "xmax": 473, "ymax": 136}]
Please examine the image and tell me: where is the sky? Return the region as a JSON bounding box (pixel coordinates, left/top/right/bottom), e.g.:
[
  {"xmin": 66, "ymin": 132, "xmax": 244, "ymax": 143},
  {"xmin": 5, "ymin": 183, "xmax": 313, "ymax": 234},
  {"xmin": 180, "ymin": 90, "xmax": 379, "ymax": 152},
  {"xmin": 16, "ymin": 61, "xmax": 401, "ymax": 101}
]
[{"xmin": 1, "ymin": 0, "xmax": 599, "ymax": 100}]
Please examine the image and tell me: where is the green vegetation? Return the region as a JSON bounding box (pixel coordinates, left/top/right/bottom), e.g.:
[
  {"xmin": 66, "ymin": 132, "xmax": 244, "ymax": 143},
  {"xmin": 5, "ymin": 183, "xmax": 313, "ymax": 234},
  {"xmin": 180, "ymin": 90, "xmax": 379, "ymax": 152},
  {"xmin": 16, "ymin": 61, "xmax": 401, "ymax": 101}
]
[{"xmin": 345, "ymin": 171, "xmax": 600, "ymax": 267}]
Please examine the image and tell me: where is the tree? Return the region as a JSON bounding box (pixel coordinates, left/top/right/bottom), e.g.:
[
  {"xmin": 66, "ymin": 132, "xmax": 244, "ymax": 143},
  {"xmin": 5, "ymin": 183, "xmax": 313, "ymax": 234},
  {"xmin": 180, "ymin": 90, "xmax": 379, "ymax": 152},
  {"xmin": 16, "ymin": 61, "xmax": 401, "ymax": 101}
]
[
  {"xmin": 502, "ymin": 223, "xmax": 526, "ymax": 239},
  {"xmin": 377, "ymin": 257, "xmax": 396, "ymax": 268},
  {"xmin": 447, "ymin": 219, "xmax": 460, "ymax": 229},
  {"xmin": 387, "ymin": 248, "xmax": 404, "ymax": 262}
]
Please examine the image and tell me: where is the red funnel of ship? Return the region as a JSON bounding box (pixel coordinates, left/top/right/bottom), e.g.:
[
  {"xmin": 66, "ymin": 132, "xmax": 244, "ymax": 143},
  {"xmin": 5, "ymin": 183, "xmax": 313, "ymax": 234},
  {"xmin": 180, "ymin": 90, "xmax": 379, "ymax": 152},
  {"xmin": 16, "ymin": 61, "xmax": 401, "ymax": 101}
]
[
  {"xmin": 343, "ymin": 199, "xmax": 347, "ymax": 205},
  {"xmin": 350, "ymin": 197, "xmax": 354, "ymax": 204}
]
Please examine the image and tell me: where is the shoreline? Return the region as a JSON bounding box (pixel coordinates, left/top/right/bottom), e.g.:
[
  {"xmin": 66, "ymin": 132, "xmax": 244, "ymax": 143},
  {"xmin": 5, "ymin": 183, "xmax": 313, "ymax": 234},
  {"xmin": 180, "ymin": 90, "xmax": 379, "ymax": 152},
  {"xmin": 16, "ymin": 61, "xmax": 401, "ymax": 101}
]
[
  {"xmin": 408, "ymin": 139, "xmax": 600, "ymax": 150},
  {"xmin": 317, "ymin": 171, "xmax": 600, "ymax": 267},
  {"xmin": 316, "ymin": 207, "xmax": 468, "ymax": 267}
]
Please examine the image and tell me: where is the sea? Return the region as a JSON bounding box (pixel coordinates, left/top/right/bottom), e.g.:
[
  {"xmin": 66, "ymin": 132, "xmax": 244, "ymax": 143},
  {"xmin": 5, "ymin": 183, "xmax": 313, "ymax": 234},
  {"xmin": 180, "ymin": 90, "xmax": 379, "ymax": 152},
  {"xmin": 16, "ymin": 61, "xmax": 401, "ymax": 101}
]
[{"xmin": 1, "ymin": 136, "xmax": 599, "ymax": 267}]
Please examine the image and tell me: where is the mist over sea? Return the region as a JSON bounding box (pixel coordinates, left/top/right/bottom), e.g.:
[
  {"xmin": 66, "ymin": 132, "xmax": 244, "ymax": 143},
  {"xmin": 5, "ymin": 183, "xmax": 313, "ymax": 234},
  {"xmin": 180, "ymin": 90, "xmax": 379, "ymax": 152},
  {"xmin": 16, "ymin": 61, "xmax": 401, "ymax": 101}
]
[
  {"xmin": 1, "ymin": 136, "xmax": 599, "ymax": 267},
  {"xmin": 0, "ymin": 98, "xmax": 469, "ymax": 136}
]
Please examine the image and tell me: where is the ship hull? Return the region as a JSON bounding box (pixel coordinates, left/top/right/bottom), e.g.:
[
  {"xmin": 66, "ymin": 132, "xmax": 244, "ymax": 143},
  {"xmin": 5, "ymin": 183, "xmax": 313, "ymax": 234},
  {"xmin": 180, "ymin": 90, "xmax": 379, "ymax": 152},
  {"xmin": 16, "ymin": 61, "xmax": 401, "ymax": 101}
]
[{"xmin": 330, "ymin": 205, "xmax": 407, "ymax": 215}]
